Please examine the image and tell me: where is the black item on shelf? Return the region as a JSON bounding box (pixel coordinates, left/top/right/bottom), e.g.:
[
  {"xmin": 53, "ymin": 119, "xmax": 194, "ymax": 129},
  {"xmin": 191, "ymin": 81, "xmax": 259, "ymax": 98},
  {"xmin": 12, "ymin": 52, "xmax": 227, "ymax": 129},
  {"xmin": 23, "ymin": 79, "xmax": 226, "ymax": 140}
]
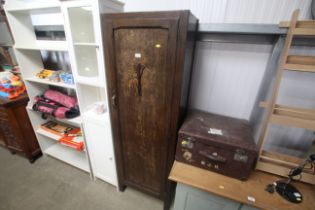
[
  {"xmin": 32, "ymin": 89, "xmax": 80, "ymax": 119},
  {"xmin": 34, "ymin": 25, "xmax": 65, "ymax": 41},
  {"xmin": 266, "ymin": 154, "xmax": 315, "ymax": 203},
  {"xmin": 34, "ymin": 25, "xmax": 71, "ymax": 72},
  {"xmin": 312, "ymin": 0, "xmax": 315, "ymax": 19},
  {"xmin": 275, "ymin": 181, "xmax": 303, "ymax": 203}
]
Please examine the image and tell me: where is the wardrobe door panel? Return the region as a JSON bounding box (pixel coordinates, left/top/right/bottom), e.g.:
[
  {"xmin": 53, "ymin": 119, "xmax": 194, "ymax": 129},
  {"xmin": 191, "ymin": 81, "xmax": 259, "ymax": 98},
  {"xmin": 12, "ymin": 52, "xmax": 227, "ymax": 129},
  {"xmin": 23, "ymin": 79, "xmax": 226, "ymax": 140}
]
[
  {"xmin": 103, "ymin": 12, "xmax": 198, "ymax": 208},
  {"xmin": 113, "ymin": 23, "xmax": 177, "ymax": 193}
]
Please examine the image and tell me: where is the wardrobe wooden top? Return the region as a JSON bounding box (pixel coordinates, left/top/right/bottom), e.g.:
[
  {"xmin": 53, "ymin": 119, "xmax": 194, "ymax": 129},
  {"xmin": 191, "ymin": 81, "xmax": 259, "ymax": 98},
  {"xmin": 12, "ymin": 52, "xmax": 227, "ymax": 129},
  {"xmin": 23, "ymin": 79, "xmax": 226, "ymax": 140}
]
[
  {"xmin": 169, "ymin": 161, "xmax": 315, "ymax": 210},
  {"xmin": 0, "ymin": 93, "xmax": 28, "ymax": 107}
]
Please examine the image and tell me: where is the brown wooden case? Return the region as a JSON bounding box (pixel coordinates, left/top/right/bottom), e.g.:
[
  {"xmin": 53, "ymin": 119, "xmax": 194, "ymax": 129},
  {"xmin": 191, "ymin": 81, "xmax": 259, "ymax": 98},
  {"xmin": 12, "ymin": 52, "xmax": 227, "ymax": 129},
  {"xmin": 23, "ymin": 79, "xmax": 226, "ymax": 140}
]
[
  {"xmin": 0, "ymin": 94, "xmax": 41, "ymax": 163},
  {"xmin": 176, "ymin": 110, "xmax": 258, "ymax": 180},
  {"xmin": 102, "ymin": 11, "xmax": 198, "ymax": 209}
]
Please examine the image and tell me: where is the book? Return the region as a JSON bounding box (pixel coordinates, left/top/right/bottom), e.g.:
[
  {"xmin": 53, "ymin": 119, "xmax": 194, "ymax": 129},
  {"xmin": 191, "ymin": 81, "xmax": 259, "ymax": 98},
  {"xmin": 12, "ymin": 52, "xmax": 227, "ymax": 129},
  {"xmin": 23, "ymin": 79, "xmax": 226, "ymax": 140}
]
[
  {"xmin": 40, "ymin": 121, "xmax": 75, "ymax": 137},
  {"xmin": 58, "ymin": 128, "xmax": 84, "ymax": 151}
]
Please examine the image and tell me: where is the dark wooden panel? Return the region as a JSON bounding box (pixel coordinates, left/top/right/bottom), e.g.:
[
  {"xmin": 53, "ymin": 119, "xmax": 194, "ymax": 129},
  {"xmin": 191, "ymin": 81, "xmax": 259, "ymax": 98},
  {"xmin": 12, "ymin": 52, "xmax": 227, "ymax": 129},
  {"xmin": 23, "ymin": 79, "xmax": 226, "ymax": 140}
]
[
  {"xmin": 12, "ymin": 104, "xmax": 39, "ymax": 156},
  {"xmin": 0, "ymin": 129, "xmax": 5, "ymax": 147},
  {"xmin": 0, "ymin": 94, "xmax": 41, "ymax": 162},
  {"xmin": 0, "ymin": 110, "xmax": 23, "ymax": 152},
  {"xmin": 0, "ymin": 107, "xmax": 8, "ymax": 147},
  {"xmin": 103, "ymin": 11, "xmax": 198, "ymax": 210},
  {"xmin": 114, "ymin": 28, "xmax": 173, "ymax": 192}
]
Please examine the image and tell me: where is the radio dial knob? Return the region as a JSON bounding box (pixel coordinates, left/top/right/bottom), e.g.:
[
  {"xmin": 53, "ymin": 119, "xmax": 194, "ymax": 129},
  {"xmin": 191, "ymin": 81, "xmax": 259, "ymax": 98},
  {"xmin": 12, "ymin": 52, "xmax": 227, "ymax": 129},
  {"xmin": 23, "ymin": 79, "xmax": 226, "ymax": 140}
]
[{"xmin": 183, "ymin": 151, "xmax": 192, "ymax": 161}]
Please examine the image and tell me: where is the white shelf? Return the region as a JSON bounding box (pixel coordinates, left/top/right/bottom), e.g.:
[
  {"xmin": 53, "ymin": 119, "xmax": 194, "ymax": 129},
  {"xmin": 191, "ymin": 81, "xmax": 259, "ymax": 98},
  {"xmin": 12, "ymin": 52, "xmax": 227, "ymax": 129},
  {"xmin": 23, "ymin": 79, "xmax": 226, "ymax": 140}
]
[
  {"xmin": 26, "ymin": 105, "xmax": 82, "ymax": 126},
  {"xmin": 73, "ymin": 42, "xmax": 99, "ymax": 47},
  {"xmin": 76, "ymin": 78, "xmax": 105, "ymax": 88},
  {"xmin": 5, "ymin": 1, "xmax": 61, "ymax": 13},
  {"xmin": 37, "ymin": 127, "xmax": 86, "ymax": 152},
  {"xmin": 15, "ymin": 40, "xmax": 68, "ymax": 52},
  {"xmin": 83, "ymin": 109, "xmax": 109, "ymax": 124},
  {"xmin": 44, "ymin": 143, "xmax": 89, "ymax": 172},
  {"xmin": 25, "ymin": 77, "xmax": 76, "ymax": 89},
  {"xmin": 36, "ymin": 128, "xmax": 60, "ymax": 141},
  {"xmin": 57, "ymin": 116, "xmax": 82, "ymax": 126}
]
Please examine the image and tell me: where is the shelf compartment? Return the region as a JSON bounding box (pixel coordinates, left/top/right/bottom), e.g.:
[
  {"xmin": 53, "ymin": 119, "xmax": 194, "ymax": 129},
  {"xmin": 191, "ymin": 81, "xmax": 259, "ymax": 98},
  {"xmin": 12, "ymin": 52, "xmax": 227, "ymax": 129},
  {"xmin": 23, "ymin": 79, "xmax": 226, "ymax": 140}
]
[
  {"xmin": 68, "ymin": 6, "xmax": 95, "ymax": 43},
  {"xmin": 76, "ymin": 84, "xmax": 106, "ymax": 112},
  {"xmin": 279, "ymin": 20, "xmax": 315, "ymax": 36},
  {"xmin": 293, "ymin": 28, "xmax": 315, "ymax": 36},
  {"xmin": 260, "ymin": 150, "xmax": 305, "ymax": 168},
  {"xmin": 57, "ymin": 116, "xmax": 82, "ymax": 126},
  {"xmin": 280, "ymin": 20, "xmax": 315, "ymax": 28},
  {"xmin": 15, "ymin": 40, "xmax": 68, "ymax": 52},
  {"xmin": 25, "ymin": 77, "xmax": 75, "ymax": 89},
  {"xmin": 44, "ymin": 143, "xmax": 89, "ymax": 172},
  {"xmin": 75, "ymin": 79, "xmax": 104, "ymax": 88},
  {"xmin": 284, "ymin": 64, "xmax": 315, "ymax": 73},
  {"xmin": 259, "ymin": 101, "xmax": 315, "ymax": 131},
  {"xmin": 284, "ymin": 55, "xmax": 315, "ymax": 73},
  {"xmin": 36, "ymin": 128, "xmax": 60, "ymax": 141},
  {"xmin": 256, "ymin": 161, "xmax": 315, "ymax": 185},
  {"xmin": 270, "ymin": 114, "xmax": 315, "ymax": 131},
  {"xmin": 26, "ymin": 105, "xmax": 82, "ymax": 126},
  {"xmin": 83, "ymin": 109, "xmax": 109, "ymax": 125},
  {"xmin": 73, "ymin": 42, "xmax": 99, "ymax": 47},
  {"xmin": 74, "ymin": 45, "xmax": 99, "ymax": 78},
  {"xmin": 257, "ymin": 151, "xmax": 315, "ymax": 185},
  {"xmin": 37, "ymin": 127, "xmax": 86, "ymax": 152}
]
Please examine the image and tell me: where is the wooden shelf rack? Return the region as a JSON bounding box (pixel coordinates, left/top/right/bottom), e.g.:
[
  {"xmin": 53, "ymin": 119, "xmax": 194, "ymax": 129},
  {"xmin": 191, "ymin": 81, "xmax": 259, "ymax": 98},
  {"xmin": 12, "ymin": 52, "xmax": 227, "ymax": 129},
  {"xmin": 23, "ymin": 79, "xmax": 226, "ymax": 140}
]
[{"xmin": 256, "ymin": 10, "xmax": 315, "ymax": 185}]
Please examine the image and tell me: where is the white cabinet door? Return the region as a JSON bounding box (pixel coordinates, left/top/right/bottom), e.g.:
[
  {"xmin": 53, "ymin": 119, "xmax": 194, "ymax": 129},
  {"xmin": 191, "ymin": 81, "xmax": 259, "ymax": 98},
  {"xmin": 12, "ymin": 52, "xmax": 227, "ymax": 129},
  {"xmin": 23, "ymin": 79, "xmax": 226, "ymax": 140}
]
[
  {"xmin": 83, "ymin": 120, "xmax": 117, "ymax": 186},
  {"xmin": 62, "ymin": 0, "xmax": 105, "ymax": 87}
]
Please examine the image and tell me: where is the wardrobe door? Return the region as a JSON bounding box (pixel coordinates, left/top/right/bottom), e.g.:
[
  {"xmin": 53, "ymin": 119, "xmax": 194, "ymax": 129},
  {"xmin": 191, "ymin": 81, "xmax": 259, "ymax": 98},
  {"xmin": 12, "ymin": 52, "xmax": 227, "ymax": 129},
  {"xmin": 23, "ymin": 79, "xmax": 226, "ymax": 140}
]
[{"xmin": 105, "ymin": 18, "xmax": 179, "ymax": 196}]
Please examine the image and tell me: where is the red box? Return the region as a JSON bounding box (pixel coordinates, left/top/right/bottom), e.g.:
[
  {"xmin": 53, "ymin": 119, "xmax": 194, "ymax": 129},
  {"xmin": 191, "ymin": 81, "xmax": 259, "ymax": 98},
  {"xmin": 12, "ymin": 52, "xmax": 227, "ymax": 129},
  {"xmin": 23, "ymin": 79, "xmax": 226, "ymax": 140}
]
[{"xmin": 58, "ymin": 128, "xmax": 84, "ymax": 151}]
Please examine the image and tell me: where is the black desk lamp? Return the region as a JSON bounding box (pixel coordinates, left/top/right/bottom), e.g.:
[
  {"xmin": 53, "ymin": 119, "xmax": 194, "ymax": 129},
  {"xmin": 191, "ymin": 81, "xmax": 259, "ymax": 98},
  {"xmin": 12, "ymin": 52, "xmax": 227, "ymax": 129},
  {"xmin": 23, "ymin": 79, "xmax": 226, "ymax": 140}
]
[{"xmin": 266, "ymin": 154, "xmax": 315, "ymax": 203}]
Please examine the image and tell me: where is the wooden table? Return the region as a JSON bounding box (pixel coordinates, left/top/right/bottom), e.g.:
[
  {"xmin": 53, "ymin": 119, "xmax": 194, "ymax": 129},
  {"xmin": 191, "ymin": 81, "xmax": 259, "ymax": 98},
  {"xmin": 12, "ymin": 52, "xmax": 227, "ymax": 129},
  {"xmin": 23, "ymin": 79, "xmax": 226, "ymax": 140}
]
[{"xmin": 169, "ymin": 161, "xmax": 315, "ymax": 210}]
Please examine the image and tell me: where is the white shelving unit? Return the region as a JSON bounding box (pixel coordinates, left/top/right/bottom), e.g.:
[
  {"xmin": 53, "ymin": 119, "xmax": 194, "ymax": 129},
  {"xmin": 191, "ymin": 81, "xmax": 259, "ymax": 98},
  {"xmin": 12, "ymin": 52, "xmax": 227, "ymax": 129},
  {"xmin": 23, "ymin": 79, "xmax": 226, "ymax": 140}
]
[
  {"xmin": 36, "ymin": 128, "xmax": 61, "ymax": 141},
  {"xmin": 15, "ymin": 40, "xmax": 69, "ymax": 51},
  {"xmin": 24, "ymin": 77, "xmax": 76, "ymax": 89},
  {"xmin": 45, "ymin": 144, "xmax": 89, "ymax": 172},
  {"xmin": 4, "ymin": 0, "xmax": 124, "ymax": 187}
]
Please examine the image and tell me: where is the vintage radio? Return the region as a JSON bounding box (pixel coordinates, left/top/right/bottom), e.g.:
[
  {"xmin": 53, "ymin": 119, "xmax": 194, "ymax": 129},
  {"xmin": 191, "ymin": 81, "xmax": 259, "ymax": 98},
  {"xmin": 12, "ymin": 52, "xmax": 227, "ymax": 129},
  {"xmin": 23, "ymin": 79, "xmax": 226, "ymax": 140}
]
[{"xmin": 176, "ymin": 110, "xmax": 258, "ymax": 180}]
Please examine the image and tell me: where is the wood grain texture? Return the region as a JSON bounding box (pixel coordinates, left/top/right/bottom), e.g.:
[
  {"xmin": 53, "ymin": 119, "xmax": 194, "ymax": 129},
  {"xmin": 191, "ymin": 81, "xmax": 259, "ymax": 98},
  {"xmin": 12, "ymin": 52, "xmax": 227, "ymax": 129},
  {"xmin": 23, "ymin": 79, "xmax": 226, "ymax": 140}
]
[
  {"xmin": 293, "ymin": 28, "xmax": 315, "ymax": 36},
  {"xmin": 0, "ymin": 94, "xmax": 41, "ymax": 162},
  {"xmin": 256, "ymin": 9, "xmax": 299, "ymax": 156},
  {"xmin": 256, "ymin": 10, "xmax": 315, "ymax": 184},
  {"xmin": 284, "ymin": 64, "xmax": 315, "ymax": 73},
  {"xmin": 256, "ymin": 161, "xmax": 315, "ymax": 185},
  {"xmin": 114, "ymin": 28, "xmax": 171, "ymax": 193},
  {"xmin": 0, "ymin": 127, "xmax": 5, "ymax": 147},
  {"xmin": 169, "ymin": 161, "xmax": 315, "ymax": 210},
  {"xmin": 287, "ymin": 55, "xmax": 315, "ymax": 65},
  {"xmin": 102, "ymin": 11, "xmax": 198, "ymax": 210},
  {"xmin": 279, "ymin": 20, "xmax": 315, "ymax": 28}
]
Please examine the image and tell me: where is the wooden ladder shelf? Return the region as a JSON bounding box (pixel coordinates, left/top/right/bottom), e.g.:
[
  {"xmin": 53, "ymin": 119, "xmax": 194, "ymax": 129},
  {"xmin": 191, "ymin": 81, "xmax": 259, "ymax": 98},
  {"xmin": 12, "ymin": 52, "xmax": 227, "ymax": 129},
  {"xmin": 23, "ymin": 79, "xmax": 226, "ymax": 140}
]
[{"xmin": 256, "ymin": 9, "xmax": 315, "ymax": 185}]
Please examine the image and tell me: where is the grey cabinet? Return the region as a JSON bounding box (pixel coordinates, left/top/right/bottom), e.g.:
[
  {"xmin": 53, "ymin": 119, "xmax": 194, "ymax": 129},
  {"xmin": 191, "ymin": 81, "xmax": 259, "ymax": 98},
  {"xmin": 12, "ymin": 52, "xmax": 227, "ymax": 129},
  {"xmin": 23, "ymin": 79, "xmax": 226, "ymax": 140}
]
[
  {"xmin": 173, "ymin": 183, "xmax": 241, "ymax": 210},
  {"xmin": 173, "ymin": 184, "xmax": 259, "ymax": 210},
  {"xmin": 240, "ymin": 205, "xmax": 259, "ymax": 210}
]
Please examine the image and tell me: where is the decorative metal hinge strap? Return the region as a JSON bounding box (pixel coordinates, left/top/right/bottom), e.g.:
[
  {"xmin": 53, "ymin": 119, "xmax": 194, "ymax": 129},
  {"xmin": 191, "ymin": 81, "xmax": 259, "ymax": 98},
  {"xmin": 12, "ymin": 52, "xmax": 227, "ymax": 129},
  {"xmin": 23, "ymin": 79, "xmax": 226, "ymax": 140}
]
[{"xmin": 135, "ymin": 63, "xmax": 147, "ymax": 96}]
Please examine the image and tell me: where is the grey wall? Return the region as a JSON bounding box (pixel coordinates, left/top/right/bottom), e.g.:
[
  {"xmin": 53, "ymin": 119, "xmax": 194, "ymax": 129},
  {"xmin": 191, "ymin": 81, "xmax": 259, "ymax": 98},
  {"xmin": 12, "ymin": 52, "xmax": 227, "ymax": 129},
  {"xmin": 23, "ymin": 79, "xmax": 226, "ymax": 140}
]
[
  {"xmin": 0, "ymin": 22, "xmax": 13, "ymax": 45},
  {"xmin": 120, "ymin": 0, "xmax": 315, "ymax": 157},
  {"xmin": 30, "ymin": 0, "xmax": 315, "ymax": 157}
]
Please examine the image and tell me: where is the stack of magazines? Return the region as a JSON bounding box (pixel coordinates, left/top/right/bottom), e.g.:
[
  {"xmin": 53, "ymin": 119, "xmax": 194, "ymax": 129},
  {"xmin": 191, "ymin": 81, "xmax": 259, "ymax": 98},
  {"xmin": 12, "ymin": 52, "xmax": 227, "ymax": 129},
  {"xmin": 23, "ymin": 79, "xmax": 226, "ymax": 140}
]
[{"xmin": 41, "ymin": 121, "xmax": 84, "ymax": 151}]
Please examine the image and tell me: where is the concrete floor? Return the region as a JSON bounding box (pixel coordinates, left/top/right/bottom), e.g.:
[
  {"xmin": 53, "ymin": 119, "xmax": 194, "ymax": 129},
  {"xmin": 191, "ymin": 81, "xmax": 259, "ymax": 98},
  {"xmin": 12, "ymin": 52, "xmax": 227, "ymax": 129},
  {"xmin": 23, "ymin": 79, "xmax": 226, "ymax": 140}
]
[{"xmin": 0, "ymin": 147, "xmax": 164, "ymax": 210}]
